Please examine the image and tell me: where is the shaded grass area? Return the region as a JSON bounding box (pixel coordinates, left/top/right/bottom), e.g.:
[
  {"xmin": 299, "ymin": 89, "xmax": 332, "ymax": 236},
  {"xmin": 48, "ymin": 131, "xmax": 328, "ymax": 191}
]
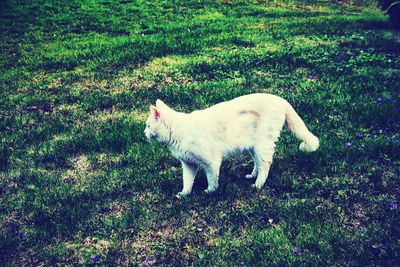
[{"xmin": 1, "ymin": 0, "xmax": 400, "ymax": 265}]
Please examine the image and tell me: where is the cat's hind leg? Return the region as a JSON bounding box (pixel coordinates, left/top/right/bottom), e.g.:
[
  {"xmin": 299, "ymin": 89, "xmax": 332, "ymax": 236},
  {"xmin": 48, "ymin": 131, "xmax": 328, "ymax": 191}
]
[
  {"xmin": 176, "ymin": 161, "xmax": 198, "ymax": 198},
  {"xmin": 245, "ymin": 152, "xmax": 258, "ymax": 179},
  {"xmin": 252, "ymin": 144, "xmax": 275, "ymax": 189}
]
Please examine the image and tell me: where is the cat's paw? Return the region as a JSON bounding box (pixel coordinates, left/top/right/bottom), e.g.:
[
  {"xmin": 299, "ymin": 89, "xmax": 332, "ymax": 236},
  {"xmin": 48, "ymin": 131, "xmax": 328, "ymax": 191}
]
[
  {"xmin": 204, "ymin": 187, "xmax": 217, "ymax": 194},
  {"xmin": 175, "ymin": 191, "xmax": 190, "ymax": 199},
  {"xmin": 251, "ymin": 183, "xmax": 263, "ymax": 190},
  {"xmin": 245, "ymin": 174, "xmax": 255, "ymax": 179}
]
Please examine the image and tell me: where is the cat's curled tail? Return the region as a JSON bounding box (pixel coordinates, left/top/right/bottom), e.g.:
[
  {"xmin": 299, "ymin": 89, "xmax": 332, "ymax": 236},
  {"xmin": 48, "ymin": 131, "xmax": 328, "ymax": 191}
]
[{"xmin": 284, "ymin": 102, "xmax": 319, "ymax": 152}]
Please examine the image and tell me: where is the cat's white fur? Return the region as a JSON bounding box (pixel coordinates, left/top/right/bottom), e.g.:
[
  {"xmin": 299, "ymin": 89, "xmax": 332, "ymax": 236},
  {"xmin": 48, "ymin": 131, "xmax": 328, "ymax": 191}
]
[{"xmin": 144, "ymin": 93, "xmax": 319, "ymax": 198}]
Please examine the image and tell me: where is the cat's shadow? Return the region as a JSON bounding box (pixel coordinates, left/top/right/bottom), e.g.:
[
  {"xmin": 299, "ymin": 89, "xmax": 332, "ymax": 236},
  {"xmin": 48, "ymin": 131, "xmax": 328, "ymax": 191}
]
[{"xmin": 160, "ymin": 152, "xmax": 323, "ymax": 198}]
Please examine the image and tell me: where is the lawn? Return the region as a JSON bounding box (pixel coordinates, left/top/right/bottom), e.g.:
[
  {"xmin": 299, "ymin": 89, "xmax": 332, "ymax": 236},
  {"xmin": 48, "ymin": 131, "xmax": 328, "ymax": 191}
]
[{"xmin": 1, "ymin": 0, "xmax": 399, "ymax": 265}]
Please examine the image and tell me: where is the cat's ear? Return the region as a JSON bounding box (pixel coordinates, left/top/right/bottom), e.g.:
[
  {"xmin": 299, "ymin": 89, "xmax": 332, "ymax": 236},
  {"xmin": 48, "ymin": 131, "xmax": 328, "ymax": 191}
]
[
  {"xmin": 156, "ymin": 99, "xmax": 166, "ymax": 108},
  {"xmin": 150, "ymin": 105, "xmax": 160, "ymax": 120}
]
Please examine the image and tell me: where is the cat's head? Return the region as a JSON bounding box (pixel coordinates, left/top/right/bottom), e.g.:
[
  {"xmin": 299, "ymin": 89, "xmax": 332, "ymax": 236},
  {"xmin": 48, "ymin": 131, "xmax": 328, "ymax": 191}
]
[{"xmin": 144, "ymin": 99, "xmax": 172, "ymax": 142}]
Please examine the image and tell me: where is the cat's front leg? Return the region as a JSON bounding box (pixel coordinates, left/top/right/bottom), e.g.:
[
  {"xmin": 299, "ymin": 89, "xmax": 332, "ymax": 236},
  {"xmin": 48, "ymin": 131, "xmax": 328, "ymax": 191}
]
[
  {"xmin": 204, "ymin": 162, "xmax": 221, "ymax": 194},
  {"xmin": 176, "ymin": 160, "xmax": 198, "ymax": 198}
]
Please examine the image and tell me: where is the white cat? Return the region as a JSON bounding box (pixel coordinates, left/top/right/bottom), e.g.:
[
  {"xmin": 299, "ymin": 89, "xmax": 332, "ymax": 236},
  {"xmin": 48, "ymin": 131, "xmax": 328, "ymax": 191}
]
[{"xmin": 144, "ymin": 93, "xmax": 319, "ymax": 198}]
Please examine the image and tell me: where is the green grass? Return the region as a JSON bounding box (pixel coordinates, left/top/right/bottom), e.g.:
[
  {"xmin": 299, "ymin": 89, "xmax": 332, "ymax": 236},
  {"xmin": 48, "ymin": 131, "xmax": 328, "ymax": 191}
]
[{"xmin": 1, "ymin": 0, "xmax": 399, "ymax": 265}]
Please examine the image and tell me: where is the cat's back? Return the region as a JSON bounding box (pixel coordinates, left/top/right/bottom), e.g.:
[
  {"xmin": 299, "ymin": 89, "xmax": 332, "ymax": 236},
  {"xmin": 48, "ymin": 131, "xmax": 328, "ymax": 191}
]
[
  {"xmin": 184, "ymin": 93, "xmax": 287, "ymax": 149},
  {"xmin": 200, "ymin": 93, "xmax": 286, "ymax": 114}
]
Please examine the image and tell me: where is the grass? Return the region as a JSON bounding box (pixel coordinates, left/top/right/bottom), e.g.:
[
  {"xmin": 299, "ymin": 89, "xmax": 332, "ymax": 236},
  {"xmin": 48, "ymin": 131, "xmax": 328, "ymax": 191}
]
[{"xmin": 1, "ymin": 0, "xmax": 399, "ymax": 265}]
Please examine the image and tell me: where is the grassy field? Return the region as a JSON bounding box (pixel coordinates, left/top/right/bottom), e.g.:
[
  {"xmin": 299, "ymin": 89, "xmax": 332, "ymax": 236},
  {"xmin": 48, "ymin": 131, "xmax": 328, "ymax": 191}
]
[{"xmin": 1, "ymin": 0, "xmax": 399, "ymax": 265}]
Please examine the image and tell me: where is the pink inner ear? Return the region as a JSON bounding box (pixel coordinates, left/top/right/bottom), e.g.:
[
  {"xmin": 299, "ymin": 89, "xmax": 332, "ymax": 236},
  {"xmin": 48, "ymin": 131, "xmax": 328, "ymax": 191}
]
[{"xmin": 151, "ymin": 107, "xmax": 160, "ymax": 120}]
